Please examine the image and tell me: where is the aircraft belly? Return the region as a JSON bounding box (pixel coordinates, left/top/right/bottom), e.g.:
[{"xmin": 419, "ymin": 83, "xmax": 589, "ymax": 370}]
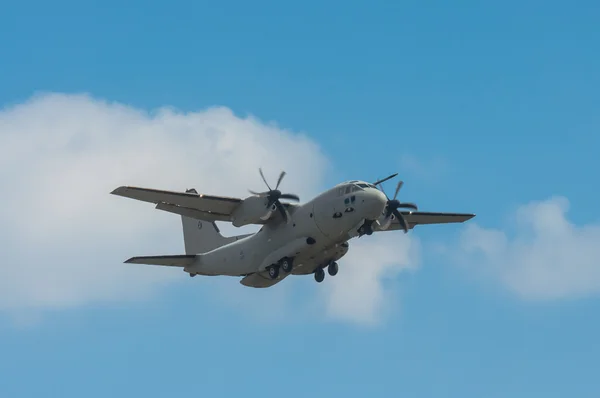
[
  {"xmin": 256, "ymin": 237, "xmax": 312, "ymax": 272},
  {"xmin": 191, "ymin": 238, "xmax": 260, "ymax": 276},
  {"xmin": 291, "ymin": 242, "xmax": 349, "ymax": 275}
]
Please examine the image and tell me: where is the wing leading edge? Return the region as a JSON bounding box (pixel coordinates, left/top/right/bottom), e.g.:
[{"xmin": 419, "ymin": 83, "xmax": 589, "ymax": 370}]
[{"xmin": 383, "ymin": 211, "xmax": 475, "ymax": 231}]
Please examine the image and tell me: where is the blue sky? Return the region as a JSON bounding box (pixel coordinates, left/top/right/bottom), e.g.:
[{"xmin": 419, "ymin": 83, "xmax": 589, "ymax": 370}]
[{"xmin": 1, "ymin": 1, "xmax": 599, "ymax": 397}]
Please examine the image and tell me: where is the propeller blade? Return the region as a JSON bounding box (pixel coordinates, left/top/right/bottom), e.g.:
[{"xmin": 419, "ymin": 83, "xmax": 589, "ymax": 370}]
[
  {"xmin": 378, "ymin": 184, "xmax": 390, "ymax": 200},
  {"xmin": 393, "ymin": 209, "xmax": 409, "ymax": 233},
  {"xmin": 275, "ymin": 171, "xmax": 286, "ymax": 190},
  {"xmin": 373, "ymin": 173, "xmax": 398, "ymax": 186},
  {"xmin": 385, "ymin": 205, "xmax": 393, "ymax": 218},
  {"xmin": 249, "ymin": 189, "xmax": 269, "ymax": 196},
  {"xmin": 279, "ymin": 193, "xmax": 300, "ymax": 201},
  {"xmin": 259, "ymin": 168, "xmax": 272, "ymax": 190},
  {"xmin": 393, "ymin": 181, "xmax": 403, "ymax": 200},
  {"xmin": 275, "ymin": 201, "xmax": 290, "ymax": 224},
  {"xmin": 398, "ymin": 202, "xmax": 418, "ymax": 211}
]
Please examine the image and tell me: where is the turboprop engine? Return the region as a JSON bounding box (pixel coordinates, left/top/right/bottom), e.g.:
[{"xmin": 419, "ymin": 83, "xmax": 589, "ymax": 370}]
[
  {"xmin": 374, "ymin": 180, "xmax": 418, "ymax": 233},
  {"xmin": 231, "ymin": 168, "xmax": 300, "ymax": 227},
  {"xmin": 231, "ymin": 195, "xmax": 279, "ymax": 227}
]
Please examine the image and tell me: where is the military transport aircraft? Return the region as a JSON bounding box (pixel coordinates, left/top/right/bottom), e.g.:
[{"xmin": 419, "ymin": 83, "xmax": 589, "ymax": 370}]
[{"xmin": 111, "ymin": 169, "xmax": 475, "ymax": 288}]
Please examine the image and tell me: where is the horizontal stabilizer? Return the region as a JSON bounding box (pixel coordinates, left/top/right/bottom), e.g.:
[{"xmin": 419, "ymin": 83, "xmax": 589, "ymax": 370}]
[{"xmin": 124, "ymin": 254, "xmax": 197, "ymax": 267}]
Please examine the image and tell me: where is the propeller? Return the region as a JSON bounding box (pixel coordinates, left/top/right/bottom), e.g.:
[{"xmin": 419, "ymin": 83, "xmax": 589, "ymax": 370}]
[
  {"xmin": 249, "ymin": 168, "xmax": 300, "ymax": 223},
  {"xmin": 379, "ymin": 180, "xmax": 418, "ymax": 233},
  {"xmin": 373, "ymin": 173, "xmax": 398, "ymax": 186}
]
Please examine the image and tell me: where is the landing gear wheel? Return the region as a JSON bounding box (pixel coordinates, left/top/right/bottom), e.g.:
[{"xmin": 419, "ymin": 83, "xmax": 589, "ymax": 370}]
[
  {"xmin": 280, "ymin": 257, "xmax": 293, "ymax": 273},
  {"xmin": 267, "ymin": 265, "xmax": 280, "ymax": 280},
  {"xmin": 328, "ymin": 261, "xmax": 339, "ymax": 276},
  {"xmin": 358, "ymin": 224, "xmax": 373, "ymax": 236},
  {"xmin": 314, "ymin": 268, "xmax": 325, "ymax": 283}
]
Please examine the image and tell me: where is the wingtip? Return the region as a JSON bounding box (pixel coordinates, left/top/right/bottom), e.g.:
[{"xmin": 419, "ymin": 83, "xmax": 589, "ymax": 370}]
[{"xmin": 110, "ymin": 186, "xmax": 127, "ymax": 195}]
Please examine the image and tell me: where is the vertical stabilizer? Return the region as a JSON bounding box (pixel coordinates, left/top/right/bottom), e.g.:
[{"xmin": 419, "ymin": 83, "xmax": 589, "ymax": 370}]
[{"xmin": 181, "ymin": 189, "xmax": 250, "ymax": 254}]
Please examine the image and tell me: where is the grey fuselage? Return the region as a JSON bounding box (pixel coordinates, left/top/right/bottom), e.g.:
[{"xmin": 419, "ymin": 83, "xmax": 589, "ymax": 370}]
[{"xmin": 186, "ymin": 181, "xmax": 388, "ymax": 276}]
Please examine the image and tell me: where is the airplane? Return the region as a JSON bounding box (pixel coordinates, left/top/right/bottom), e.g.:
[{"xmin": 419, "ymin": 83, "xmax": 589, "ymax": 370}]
[{"xmin": 111, "ymin": 169, "xmax": 475, "ymax": 288}]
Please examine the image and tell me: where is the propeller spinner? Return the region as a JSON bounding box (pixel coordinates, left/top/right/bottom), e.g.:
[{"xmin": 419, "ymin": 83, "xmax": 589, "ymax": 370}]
[{"xmin": 249, "ymin": 168, "xmax": 300, "ymax": 223}]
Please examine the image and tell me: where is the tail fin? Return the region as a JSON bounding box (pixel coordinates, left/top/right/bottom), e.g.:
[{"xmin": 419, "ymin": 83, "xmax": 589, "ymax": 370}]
[{"xmin": 181, "ymin": 189, "xmax": 251, "ymax": 254}]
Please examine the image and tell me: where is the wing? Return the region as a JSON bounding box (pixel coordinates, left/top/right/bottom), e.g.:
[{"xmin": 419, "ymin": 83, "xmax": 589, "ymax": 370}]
[
  {"xmin": 384, "ymin": 211, "xmax": 475, "ymax": 231},
  {"xmin": 111, "ymin": 186, "xmax": 295, "ymax": 224},
  {"xmin": 111, "ymin": 186, "xmax": 241, "ymax": 219}
]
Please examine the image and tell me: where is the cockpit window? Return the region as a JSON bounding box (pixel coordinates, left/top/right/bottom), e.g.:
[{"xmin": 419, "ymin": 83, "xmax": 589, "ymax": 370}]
[
  {"xmin": 357, "ymin": 183, "xmax": 369, "ymax": 188},
  {"xmin": 344, "ymin": 186, "xmax": 352, "ymax": 194}
]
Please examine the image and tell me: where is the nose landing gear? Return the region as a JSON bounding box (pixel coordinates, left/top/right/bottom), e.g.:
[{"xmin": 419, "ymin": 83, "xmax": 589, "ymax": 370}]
[{"xmin": 357, "ymin": 220, "xmax": 375, "ymax": 237}]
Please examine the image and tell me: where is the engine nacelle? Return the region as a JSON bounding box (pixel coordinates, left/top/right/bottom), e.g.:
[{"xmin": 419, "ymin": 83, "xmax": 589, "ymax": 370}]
[
  {"xmin": 231, "ymin": 195, "xmax": 275, "ymax": 227},
  {"xmin": 375, "ymin": 212, "xmax": 394, "ymax": 231}
]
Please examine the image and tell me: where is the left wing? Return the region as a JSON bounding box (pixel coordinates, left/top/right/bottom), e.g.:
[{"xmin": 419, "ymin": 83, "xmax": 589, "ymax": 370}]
[
  {"xmin": 111, "ymin": 186, "xmax": 294, "ymax": 224},
  {"xmin": 383, "ymin": 211, "xmax": 475, "ymax": 231}
]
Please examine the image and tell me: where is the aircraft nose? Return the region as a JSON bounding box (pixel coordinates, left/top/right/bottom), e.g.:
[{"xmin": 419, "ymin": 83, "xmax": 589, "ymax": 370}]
[{"xmin": 365, "ymin": 189, "xmax": 387, "ymax": 219}]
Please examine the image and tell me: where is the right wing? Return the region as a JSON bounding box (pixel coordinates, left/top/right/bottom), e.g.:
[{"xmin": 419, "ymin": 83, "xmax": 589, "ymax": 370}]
[
  {"xmin": 384, "ymin": 211, "xmax": 475, "ymax": 231},
  {"xmin": 111, "ymin": 186, "xmax": 294, "ymax": 224}
]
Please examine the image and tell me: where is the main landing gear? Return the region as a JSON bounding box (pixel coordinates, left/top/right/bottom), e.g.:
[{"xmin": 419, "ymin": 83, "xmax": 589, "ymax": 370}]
[
  {"xmin": 314, "ymin": 260, "xmax": 339, "ymax": 283},
  {"xmin": 266, "ymin": 256, "xmax": 294, "ymax": 280},
  {"xmin": 314, "ymin": 268, "xmax": 325, "ymax": 283}
]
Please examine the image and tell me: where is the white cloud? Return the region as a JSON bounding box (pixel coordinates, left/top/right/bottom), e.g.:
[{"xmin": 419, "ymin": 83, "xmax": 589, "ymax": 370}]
[
  {"xmin": 456, "ymin": 196, "xmax": 600, "ymax": 300},
  {"xmin": 324, "ymin": 233, "xmax": 420, "ymax": 325},
  {"xmin": 0, "ymin": 92, "xmax": 418, "ymax": 324}
]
